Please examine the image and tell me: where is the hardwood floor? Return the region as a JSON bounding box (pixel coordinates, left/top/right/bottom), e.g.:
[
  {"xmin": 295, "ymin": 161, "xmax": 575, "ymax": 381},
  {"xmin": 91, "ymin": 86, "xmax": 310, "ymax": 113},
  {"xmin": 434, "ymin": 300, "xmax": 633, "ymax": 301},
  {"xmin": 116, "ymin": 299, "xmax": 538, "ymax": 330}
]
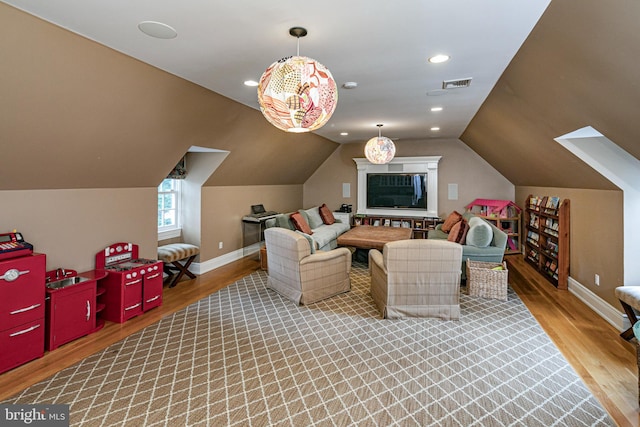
[
  {"xmin": 506, "ymin": 255, "xmax": 638, "ymax": 427},
  {"xmin": 0, "ymin": 254, "xmax": 637, "ymax": 426}
]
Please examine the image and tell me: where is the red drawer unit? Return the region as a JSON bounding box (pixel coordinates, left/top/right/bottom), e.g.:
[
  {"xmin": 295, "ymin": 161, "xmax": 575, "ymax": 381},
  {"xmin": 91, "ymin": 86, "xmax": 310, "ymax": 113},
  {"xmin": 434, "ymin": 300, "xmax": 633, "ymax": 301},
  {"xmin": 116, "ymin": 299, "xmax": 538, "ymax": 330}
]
[
  {"xmin": 95, "ymin": 243, "xmax": 163, "ymax": 323},
  {"xmin": 0, "ymin": 253, "xmax": 46, "ymax": 374},
  {"xmin": 0, "ymin": 319, "xmax": 45, "ymax": 373}
]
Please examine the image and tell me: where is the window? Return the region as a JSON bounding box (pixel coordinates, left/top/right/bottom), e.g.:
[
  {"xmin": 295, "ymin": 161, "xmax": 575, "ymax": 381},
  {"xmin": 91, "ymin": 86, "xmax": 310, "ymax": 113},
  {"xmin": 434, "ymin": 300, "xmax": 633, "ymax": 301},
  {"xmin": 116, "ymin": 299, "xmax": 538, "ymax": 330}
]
[{"xmin": 158, "ymin": 179, "xmax": 181, "ymax": 238}]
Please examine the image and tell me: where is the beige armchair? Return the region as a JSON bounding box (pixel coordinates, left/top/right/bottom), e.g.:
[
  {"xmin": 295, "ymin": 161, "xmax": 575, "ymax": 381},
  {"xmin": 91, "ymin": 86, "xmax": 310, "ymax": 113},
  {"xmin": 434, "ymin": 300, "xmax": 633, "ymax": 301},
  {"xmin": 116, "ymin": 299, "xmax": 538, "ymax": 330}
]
[
  {"xmin": 369, "ymin": 239, "xmax": 463, "ymax": 320},
  {"xmin": 264, "ymin": 227, "xmax": 351, "ymax": 305}
]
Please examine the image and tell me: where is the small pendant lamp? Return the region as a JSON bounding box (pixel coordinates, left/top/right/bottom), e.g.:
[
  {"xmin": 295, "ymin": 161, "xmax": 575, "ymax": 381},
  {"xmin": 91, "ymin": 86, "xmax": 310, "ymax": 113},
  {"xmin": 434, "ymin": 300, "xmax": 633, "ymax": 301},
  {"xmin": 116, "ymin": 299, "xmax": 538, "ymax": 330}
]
[
  {"xmin": 364, "ymin": 124, "xmax": 396, "ymax": 164},
  {"xmin": 258, "ymin": 27, "xmax": 338, "ymax": 133}
]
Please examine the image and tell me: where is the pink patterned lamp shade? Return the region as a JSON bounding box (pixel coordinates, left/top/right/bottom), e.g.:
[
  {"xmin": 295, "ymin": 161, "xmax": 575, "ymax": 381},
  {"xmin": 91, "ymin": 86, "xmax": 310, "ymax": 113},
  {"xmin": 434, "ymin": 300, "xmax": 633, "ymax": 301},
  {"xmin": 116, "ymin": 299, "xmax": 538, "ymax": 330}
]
[
  {"xmin": 364, "ymin": 125, "xmax": 396, "ymax": 164},
  {"xmin": 258, "ymin": 55, "xmax": 338, "ymax": 133}
]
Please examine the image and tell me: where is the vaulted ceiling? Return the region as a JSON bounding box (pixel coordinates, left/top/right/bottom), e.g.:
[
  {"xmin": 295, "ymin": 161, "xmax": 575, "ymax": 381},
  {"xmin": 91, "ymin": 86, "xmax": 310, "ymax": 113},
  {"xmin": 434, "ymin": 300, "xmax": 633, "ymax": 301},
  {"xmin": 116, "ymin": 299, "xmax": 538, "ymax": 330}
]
[
  {"xmin": 1, "ymin": 0, "xmax": 637, "ymax": 190},
  {"xmin": 0, "ymin": 0, "xmax": 551, "ymax": 143}
]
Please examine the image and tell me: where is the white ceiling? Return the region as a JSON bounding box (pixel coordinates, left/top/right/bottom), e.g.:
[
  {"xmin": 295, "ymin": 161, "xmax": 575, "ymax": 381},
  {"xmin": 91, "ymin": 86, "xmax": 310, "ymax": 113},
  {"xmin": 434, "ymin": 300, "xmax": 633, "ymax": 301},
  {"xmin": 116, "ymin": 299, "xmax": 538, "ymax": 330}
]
[{"xmin": 3, "ymin": 0, "xmax": 551, "ymax": 144}]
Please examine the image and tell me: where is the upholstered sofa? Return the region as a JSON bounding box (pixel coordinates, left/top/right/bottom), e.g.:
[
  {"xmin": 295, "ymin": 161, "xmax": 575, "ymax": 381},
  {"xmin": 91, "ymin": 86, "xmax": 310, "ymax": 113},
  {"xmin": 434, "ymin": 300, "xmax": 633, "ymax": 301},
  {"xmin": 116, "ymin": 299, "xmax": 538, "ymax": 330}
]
[
  {"xmin": 428, "ymin": 211, "xmax": 507, "ymax": 276},
  {"xmin": 264, "ymin": 205, "xmax": 350, "ymax": 252}
]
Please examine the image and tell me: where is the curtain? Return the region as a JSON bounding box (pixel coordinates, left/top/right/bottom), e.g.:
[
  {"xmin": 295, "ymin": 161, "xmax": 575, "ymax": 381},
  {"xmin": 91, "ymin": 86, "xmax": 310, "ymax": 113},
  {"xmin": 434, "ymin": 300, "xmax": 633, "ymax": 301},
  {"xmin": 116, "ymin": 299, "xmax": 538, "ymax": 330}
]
[{"xmin": 166, "ymin": 156, "xmax": 186, "ymax": 179}]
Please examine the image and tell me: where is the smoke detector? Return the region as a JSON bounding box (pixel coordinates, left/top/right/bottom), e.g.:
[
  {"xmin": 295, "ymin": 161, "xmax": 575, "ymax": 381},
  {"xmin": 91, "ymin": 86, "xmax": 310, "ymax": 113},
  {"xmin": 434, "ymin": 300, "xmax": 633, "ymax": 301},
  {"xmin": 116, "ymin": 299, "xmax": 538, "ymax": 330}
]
[{"xmin": 442, "ymin": 78, "xmax": 472, "ymax": 89}]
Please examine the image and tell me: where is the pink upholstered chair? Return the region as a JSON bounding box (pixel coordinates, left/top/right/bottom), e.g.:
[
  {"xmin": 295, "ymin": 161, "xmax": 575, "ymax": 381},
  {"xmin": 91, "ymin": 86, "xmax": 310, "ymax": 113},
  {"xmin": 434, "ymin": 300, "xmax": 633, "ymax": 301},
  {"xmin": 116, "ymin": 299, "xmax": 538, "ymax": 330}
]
[
  {"xmin": 264, "ymin": 227, "xmax": 351, "ymax": 305},
  {"xmin": 369, "ymin": 239, "xmax": 463, "ymax": 320}
]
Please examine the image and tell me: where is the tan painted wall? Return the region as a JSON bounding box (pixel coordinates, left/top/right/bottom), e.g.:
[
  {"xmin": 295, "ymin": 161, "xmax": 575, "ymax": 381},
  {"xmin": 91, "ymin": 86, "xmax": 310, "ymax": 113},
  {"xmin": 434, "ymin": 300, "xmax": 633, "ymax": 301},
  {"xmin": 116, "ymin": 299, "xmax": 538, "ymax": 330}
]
[
  {"xmin": 515, "ymin": 187, "xmax": 623, "ymax": 308},
  {"xmin": 0, "ymin": 189, "xmax": 157, "ymax": 273},
  {"xmin": 462, "ymin": 0, "xmax": 640, "ymax": 189},
  {"xmin": 0, "ymin": 3, "xmax": 338, "ymax": 191},
  {"xmin": 200, "ymin": 185, "xmax": 303, "ymax": 260},
  {"xmin": 305, "ymin": 139, "xmax": 515, "ymax": 218}
]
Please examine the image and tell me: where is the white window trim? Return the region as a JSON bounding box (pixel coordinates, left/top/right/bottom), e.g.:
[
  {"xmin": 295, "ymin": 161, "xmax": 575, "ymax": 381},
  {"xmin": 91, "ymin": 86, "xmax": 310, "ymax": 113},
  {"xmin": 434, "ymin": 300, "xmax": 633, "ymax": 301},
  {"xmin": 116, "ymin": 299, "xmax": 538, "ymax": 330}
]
[
  {"xmin": 158, "ymin": 228, "xmax": 181, "ymax": 241},
  {"xmin": 158, "ymin": 179, "xmax": 182, "ymax": 240}
]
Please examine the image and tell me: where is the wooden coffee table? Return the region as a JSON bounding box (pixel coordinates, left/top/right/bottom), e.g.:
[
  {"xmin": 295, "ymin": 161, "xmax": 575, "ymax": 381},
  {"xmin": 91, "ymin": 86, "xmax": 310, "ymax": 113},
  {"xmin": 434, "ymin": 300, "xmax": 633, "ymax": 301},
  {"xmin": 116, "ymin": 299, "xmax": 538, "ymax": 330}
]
[{"xmin": 337, "ymin": 225, "xmax": 413, "ymax": 262}]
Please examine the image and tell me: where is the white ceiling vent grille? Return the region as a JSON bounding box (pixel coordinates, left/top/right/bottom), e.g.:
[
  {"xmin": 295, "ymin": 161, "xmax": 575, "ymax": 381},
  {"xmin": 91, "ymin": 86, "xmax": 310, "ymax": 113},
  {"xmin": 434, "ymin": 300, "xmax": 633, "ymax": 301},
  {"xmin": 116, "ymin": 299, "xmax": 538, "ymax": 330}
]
[{"xmin": 442, "ymin": 78, "xmax": 472, "ymax": 89}]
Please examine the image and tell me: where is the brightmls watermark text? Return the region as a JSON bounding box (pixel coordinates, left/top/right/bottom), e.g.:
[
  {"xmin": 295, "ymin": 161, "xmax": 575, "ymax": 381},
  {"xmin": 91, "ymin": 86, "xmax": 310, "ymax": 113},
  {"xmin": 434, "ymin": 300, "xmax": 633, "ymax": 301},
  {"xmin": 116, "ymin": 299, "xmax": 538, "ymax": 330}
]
[{"xmin": 0, "ymin": 405, "xmax": 69, "ymax": 426}]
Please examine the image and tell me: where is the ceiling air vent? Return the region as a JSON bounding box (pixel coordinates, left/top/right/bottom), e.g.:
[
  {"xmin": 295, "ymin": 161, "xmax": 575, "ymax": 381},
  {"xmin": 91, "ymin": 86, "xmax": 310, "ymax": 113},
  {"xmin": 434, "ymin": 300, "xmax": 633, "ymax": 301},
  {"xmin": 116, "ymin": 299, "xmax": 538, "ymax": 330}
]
[{"xmin": 442, "ymin": 78, "xmax": 472, "ymax": 89}]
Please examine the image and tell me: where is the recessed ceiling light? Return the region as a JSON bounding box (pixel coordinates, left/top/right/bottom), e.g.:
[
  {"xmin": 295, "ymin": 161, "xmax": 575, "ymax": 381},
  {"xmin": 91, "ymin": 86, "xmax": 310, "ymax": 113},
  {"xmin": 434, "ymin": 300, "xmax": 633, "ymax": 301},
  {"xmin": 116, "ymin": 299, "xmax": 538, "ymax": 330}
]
[
  {"xmin": 430, "ymin": 127, "xmax": 440, "ymax": 131},
  {"xmin": 428, "ymin": 54, "xmax": 450, "ymax": 64},
  {"xmin": 342, "ymin": 82, "xmax": 358, "ymax": 89},
  {"xmin": 430, "ymin": 107, "xmax": 443, "ymax": 112},
  {"xmin": 340, "ymin": 132, "xmax": 349, "ymax": 136},
  {"xmin": 244, "ymin": 80, "xmax": 259, "ymax": 87},
  {"xmin": 138, "ymin": 21, "xmax": 177, "ymax": 39}
]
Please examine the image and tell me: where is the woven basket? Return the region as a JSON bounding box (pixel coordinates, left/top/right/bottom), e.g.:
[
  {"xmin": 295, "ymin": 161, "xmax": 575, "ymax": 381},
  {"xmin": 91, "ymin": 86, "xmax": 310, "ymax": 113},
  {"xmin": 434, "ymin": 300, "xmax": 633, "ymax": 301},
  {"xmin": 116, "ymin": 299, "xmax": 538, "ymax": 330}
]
[{"xmin": 467, "ymin": 260, "xmax": 508, "ymax": 301}]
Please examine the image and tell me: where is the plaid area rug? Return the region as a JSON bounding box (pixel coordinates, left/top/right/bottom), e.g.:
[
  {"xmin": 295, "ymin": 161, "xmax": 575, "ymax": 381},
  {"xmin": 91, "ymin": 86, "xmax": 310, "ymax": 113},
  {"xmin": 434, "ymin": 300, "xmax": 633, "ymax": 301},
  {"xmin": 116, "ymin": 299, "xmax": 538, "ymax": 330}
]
[{"xmin": 4, "ymin": 263, "xmax": 613, "ymax": 426}]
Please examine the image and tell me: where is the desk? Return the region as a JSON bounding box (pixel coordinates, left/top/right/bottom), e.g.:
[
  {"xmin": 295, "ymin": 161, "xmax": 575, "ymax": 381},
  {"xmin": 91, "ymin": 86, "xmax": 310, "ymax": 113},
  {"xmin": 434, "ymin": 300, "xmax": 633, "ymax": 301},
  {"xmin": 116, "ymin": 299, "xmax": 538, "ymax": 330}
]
[{"xmin": 242, "ymin": 215, "xmax": 277, "ymax": 254}]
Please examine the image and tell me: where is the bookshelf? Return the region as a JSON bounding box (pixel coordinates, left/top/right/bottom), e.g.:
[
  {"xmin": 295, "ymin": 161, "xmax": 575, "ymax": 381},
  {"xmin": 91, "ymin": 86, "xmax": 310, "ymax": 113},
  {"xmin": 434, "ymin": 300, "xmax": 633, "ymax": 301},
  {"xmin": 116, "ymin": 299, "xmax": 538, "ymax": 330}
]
[
  {"xmin": 523, "ymin": 195, "xmax": 570, "ymax": 290},
  {"xmin": 465, "ymin": 199, "xmax": 522, "ymax": 255},
  {"xmin": 352, "ymin": 214, "xmax": 440, "ymax": 239}
]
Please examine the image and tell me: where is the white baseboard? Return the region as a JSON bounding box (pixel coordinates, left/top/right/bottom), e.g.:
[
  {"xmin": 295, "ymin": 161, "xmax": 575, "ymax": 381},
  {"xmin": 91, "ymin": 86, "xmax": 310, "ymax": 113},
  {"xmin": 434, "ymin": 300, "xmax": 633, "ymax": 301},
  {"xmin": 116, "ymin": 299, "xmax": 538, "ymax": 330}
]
[
  {"xmin": 567, "ymin": 276, "xmax": 628, "ymax": 332},
  {"xmin": 189, "ymin": 243, "xmax": 261, "ymax": 276}
]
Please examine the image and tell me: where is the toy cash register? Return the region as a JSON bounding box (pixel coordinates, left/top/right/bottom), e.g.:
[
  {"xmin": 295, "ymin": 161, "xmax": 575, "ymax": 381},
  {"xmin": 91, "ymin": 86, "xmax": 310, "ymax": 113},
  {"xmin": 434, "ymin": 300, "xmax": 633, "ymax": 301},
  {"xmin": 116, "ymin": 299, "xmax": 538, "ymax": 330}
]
[{"xmin": 0, "ymin": 231, "xmax": 33, "ymax": 261}]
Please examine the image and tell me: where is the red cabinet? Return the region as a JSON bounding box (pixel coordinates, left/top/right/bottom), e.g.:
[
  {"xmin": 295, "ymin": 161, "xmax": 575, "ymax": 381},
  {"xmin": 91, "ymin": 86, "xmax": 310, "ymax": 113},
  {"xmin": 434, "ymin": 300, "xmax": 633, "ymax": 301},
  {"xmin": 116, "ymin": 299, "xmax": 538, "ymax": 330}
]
[
  {"xmin": 100, "ymin": 274, "xmax": 143, "ymax": 323},
  {"xmin": 46, "ymin": 279, "xmax": 96, "ymax": 351},
  {"xmin": 0, "ymin": 253, "xmax": 46, "ymax": 374}
]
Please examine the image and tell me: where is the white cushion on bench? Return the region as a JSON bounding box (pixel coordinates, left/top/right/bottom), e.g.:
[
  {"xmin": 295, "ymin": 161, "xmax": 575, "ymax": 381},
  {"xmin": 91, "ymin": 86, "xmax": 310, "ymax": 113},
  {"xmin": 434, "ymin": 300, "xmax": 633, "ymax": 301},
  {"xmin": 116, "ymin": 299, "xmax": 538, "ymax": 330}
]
[
  {"xmin": 157, "ymin": 243, "xmax": 200, "ymax": 263},
  {"xmin": 616, "ymin": 286, "xmax": 640, "ymax": 310}
]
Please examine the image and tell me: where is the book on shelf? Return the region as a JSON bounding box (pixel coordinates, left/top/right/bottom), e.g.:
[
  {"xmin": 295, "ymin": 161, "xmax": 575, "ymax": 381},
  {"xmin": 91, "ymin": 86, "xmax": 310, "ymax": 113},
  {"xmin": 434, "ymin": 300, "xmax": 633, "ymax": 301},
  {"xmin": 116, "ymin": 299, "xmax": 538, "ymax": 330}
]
[
  {"xmin": 529, "ymin": 196, "xmax": 543, "ymax": 210},
  {"xmin": 507, "ymin": 238, "xmax": 517, "ymax": 251}
]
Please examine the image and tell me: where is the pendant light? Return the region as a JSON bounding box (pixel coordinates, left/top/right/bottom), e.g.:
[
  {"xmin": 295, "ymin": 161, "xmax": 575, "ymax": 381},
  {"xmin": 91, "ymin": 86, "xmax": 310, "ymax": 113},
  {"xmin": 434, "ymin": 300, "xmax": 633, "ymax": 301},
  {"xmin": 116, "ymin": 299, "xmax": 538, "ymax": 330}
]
[
  {"xmin": 364, "ymin": 124, "xmax": 396, "ymax": 164},
  {"xmin": 258, "ymin": 27, "xmax": 338, "ymax": 133}
]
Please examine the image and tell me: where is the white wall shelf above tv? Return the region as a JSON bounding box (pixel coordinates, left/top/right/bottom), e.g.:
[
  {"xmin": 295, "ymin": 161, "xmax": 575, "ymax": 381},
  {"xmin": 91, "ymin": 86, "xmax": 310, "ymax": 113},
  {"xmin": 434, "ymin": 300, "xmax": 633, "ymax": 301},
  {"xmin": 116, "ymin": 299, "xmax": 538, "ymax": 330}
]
[{"xmin": 353, "ymin": 156, "xmax": 441, "ymax": 218}]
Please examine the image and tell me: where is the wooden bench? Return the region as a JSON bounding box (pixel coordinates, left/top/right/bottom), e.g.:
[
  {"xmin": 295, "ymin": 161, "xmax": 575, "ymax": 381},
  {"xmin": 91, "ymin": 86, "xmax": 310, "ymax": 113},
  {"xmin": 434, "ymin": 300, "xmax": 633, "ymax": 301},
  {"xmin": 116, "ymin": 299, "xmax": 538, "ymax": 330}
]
[
  {"xmin": 615, "ymin": 286, "xmax": 640, "ymax": 340},
  {"xmin": 157, "ymin": 243, "xmax": 200, "ymax": 288}
]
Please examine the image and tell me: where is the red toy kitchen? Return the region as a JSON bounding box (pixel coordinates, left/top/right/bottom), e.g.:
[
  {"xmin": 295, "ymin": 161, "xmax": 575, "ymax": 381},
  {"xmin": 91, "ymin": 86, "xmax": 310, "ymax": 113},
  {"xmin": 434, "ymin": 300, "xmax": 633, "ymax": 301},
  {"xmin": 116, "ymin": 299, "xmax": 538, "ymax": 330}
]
[
  {"xmin": 94, "ymin": 242, "xmax": 163, "ymax": 323},
  {"xmin": 0, "ymin": 234, "xmax": 164, "ymax": 375}
]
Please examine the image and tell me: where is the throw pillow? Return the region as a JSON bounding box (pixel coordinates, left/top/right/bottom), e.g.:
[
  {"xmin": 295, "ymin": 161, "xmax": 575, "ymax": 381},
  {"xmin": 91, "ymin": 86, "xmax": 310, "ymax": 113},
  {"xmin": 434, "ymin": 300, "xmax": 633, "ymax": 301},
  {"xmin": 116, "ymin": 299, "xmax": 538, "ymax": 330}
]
[
  {"xmin": 305, "ymin": 207, "xmax": 324, "ymax": 229},
  {"xmin": 319, "ymin": 204, "xmax": 336, "ymax": 225},
  {"xmin": 441, "ymin": 211, "xmax": 463, "ymax": 233},
  {"xmin": 290, "ymin": 212, "xmax": 313, "ymax": 235},
  {"xmin": 447, "ymin": 219, "xmax": 469, "ymax": 244},
  {"xmin": 465, "ymin": 217, "xmax": 493, "ymax": 247}
]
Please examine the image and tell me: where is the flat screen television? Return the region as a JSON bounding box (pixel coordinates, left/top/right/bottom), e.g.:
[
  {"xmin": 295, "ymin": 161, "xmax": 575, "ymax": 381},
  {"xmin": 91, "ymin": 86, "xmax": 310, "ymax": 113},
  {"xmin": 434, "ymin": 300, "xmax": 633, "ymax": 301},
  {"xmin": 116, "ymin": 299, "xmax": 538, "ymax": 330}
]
[{"xmin": 367, "ymin": 173, "xmax": 427, "ymax": 210}]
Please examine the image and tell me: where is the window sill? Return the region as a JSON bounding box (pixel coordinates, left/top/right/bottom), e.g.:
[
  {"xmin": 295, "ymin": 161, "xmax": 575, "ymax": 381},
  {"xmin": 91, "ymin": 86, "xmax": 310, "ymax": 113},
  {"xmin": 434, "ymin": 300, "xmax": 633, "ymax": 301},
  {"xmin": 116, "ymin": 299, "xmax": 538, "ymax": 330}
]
[{"xmin": 158, "ymin": 228, "xmax": 181, "ymax": 241}]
